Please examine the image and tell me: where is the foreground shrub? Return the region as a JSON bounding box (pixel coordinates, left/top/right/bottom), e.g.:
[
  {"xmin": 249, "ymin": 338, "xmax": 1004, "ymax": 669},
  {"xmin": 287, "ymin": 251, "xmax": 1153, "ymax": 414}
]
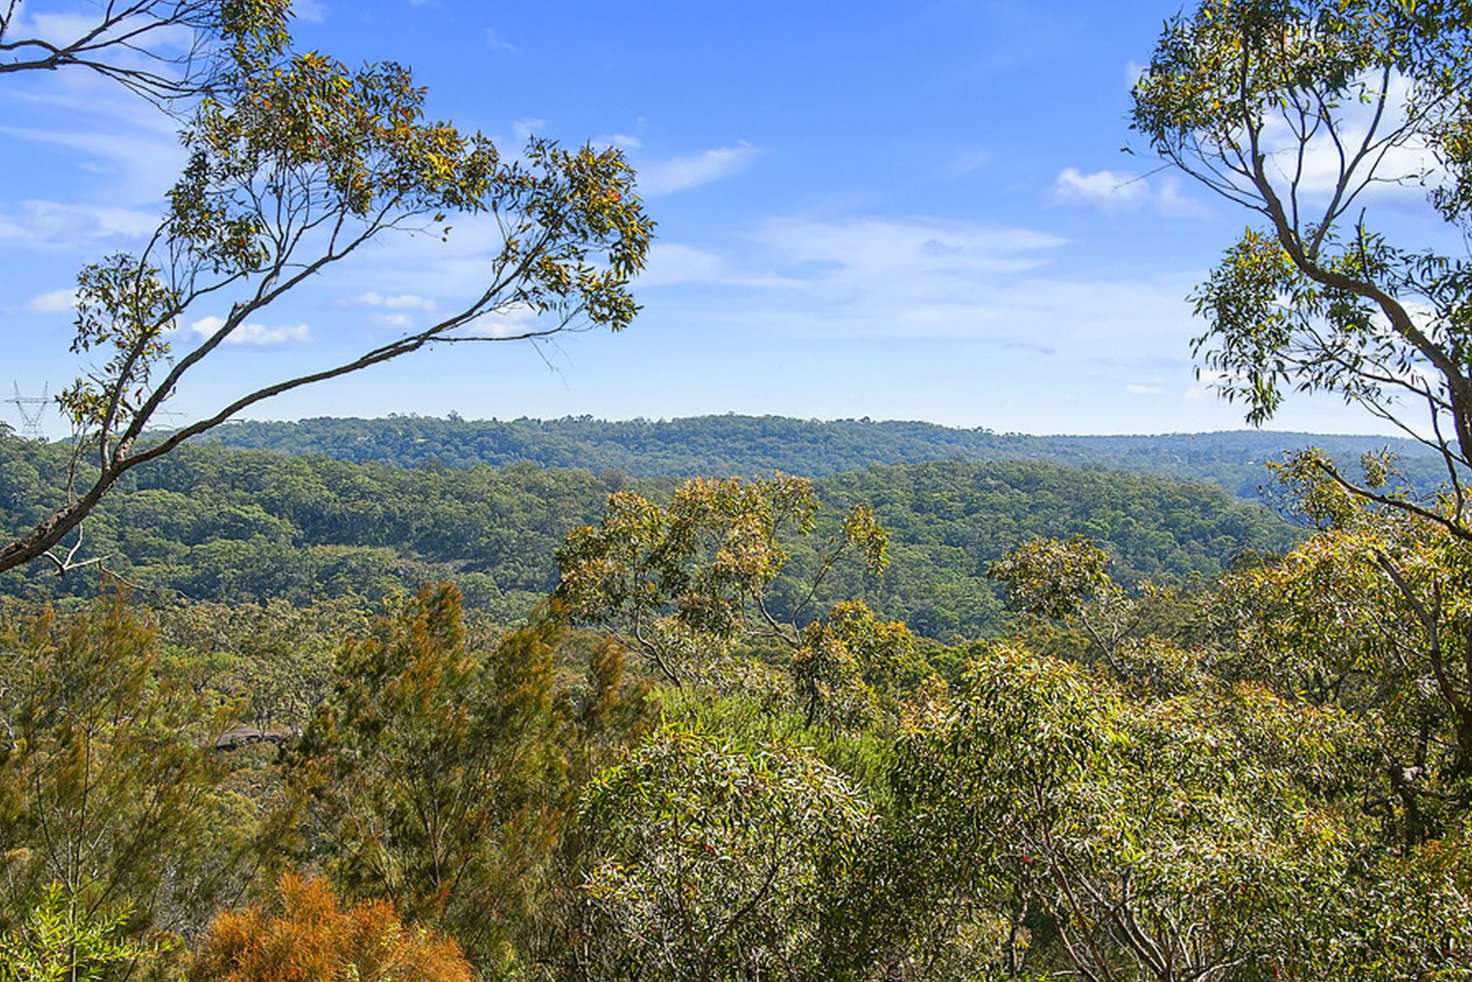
[
  {"xmin": 188, "ymin": 873, "xmax": 471, "ymax": 982},
  {"xmin": 0, "ymin": 883, "xmax": 152, "ymax": 982}
]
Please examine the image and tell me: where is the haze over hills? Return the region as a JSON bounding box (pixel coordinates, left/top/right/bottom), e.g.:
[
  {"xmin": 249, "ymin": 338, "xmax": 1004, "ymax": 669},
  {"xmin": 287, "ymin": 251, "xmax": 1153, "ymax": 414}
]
[{"xmin": 192, "ymin": 413, "xmax": 1449, "ymax": 500}]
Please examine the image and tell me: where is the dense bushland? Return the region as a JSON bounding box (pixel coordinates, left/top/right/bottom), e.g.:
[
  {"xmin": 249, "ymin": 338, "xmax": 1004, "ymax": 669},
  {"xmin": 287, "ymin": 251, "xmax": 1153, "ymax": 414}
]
[
  {"xmin": 0, "ymin": 430, "xmax": 1294, "ymax": 638},
  {"xmin": 3, "ymin": 463, "xmax": 1470, "ymax": 978}
]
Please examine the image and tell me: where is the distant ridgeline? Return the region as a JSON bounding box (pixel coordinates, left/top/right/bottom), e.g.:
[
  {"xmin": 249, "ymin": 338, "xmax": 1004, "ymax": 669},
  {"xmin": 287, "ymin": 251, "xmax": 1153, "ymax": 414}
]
[
  {"xmin": 0, "ymin": 426, "xmax": 1299, "ymax": 639},
  {"xmin": 190, "ymin": 414, "xmax": 1449, "ymax": 500}
]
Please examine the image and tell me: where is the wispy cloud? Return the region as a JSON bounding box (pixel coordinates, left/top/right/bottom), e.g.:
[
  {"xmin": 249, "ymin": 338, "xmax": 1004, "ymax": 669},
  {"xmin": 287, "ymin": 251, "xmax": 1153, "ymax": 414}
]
[
  {"xmin": 0, "ymin": 123, "xmax": 188, "ymax": 206},
  {"xmin": 485, "ymin": 28, "xmax": 518, "ymax": 52},
  {"xmin": 636, "ymin": 243, "xmax": 730, "ymax": 289},
  {"xmin": 637, "ymin": 143, "xmax": 759, "ymax": 196},
  {"xmin": 294, "ymin": 0, "xmax": 327, "ymax": 22},
  {"xmin": 949, "ymin": 148, "xmax": 991, "ymax": 175},
  {"xmin": 296, "ymin": 213, "xmax": 533, "ymax": 313},
  {"xmin": 760, "ymin": 216, "xmax": 1065, "ymax": 280},
  {"xmin": 641, "ymin": 216, "xmax": 1068, "ymax": 302},
  {"xmin": 0, "ymin": 66, "xmax": 189, "ymax": 208},
  {"xmin": 0, "ymin": 200, "xmax": 159, "ymax": 246},
  {"xmin": 637, "ymin": 243, "xmax": 801, "ymax": 290},
  {"xmin": 638, "ymin": 215, "xmax": 1200, "ymax": 371}
]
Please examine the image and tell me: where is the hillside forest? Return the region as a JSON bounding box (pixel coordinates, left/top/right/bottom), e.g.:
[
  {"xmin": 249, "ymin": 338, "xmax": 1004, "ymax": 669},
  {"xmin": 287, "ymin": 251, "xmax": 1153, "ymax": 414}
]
[{"xmin": 3, "ymin": 1, "xmax": 1472, "ymax": 981}]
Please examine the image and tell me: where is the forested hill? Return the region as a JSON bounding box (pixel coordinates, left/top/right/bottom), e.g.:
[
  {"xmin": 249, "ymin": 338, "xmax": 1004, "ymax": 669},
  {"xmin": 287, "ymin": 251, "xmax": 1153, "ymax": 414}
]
[
  {"xmin": 191, "ymin": 414, "xmax": 1447, "ymax": 499},
  {"xmin": 0, "ymin": 433, "xmax": 1294, "ymax": 639}
]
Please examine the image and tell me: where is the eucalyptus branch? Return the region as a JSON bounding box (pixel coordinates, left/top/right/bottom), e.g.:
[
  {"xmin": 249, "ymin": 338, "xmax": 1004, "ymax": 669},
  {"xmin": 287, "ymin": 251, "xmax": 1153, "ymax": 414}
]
[
  {"xmin": 0, "ymin": 0, "xmax": 287, "ymax": 109},
  {"xmin": 1310, "ymin": 455, "xmax": 1472, "ymax": 543}
]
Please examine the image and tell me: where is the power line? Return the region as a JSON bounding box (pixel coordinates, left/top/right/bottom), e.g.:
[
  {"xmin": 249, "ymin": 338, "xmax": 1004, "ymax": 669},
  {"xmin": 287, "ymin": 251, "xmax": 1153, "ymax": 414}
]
[{"xmin": 5, "ymin": 382, "xmax": 50, "ymax": 440}]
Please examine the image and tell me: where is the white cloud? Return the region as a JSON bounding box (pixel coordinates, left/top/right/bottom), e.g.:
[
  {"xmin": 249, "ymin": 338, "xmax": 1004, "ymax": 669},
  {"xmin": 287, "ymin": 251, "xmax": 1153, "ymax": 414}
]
[
  {"xmin": 1260, "ymin": 125, "xmax": 1438, "ymax": 208},
  {"xmin": 6, "ymin": 8, "xmax": 193, "ymax": 54},
  {"xmin": 1054, "ymin": 167, "xmax": 1149, "ymax": 212},
  {"xmin": 1197, "ymin": 70, "xmax": 1443, "ymax": 213},
  {"xmin": 438, "ymin": 302, "xmax": 544, "ymax": 340},
  {"xmin": 9, "ymin": 11, "xmax": 108, "ymax": 46},
  {"xmin": 1153, "ymin": 175, "xmax": 1208, "ymax": 218},
  {"xmin": 340, "ymin": 291, "xmax": 437, "ymax": 311},
  {"xmin": 1062, "ymin": 73, "xmax": 1441, "ymax": 225},
  {"xmin": 1126, "ymin": 382, "xmax": 1165, "ymax": 396},
  {"xmin": 1053, "ymin": 167, "xmax": 1207, "ymax": 218},
  {"xmin": 512, "ymin": 119, "xmax": 545, "ymax": 144},
  {"xmin": 190, "ymin": 316, "xmax": 311, "ymax": 347},
  {"xmin": 637, "ymin": 143, "xmax": 759, "ymax": 196},
  {"xmin": 1186, "ymin": 369, "xmax": 1233, "ymax": 401},
  {"xmin": 229, "ymin": 323, "xmax": 311, "ymax": 347},
  {"xmin": 338, "ymin": 292, "xmax": 437, "ymax": 331},
  {"xmin": 24, "ymin": 288, "xmax": 76, "ymax": 314},
  {"xmin": 294, "ymin": 0, "xmax": 327, "ymax": 22},
  {"xmin": 592, "ymin": 133, "xmax": 644, "ymax": 150}
]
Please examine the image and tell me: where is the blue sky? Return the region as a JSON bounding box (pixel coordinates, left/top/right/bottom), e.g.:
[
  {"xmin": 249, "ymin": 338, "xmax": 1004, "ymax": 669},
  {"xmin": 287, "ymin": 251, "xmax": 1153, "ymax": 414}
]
[{"xmin": 0, "ymin": 0, "xmax": 1449, "ymax": 437}]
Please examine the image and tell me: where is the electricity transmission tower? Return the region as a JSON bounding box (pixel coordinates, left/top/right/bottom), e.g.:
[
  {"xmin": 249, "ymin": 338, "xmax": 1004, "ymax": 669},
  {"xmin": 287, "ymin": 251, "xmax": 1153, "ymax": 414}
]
[{"xmin": 5, "ymin": 382, "xmax": 49, "ymax": 440}]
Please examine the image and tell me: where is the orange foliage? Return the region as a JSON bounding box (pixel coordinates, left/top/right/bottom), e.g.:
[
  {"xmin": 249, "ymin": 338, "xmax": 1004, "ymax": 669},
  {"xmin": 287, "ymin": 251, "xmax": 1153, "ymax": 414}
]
[{"xmin": 189, "ymin": 873, "xmax": 472, "ymax": 982}]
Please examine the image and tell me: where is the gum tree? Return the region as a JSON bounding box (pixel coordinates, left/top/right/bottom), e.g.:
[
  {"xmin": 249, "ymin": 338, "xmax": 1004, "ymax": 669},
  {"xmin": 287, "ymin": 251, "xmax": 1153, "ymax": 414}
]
[
  {"xmin": 890, "ymin": 641, "xmax": 1463, "ymax": 981},
  {"xmin": 573, "ymin": 725, "xmax": 873, "ymax": 979},
  {"xmin": 0, "ymin": 46, "xmax": 652, "ymax": 576},
  {"xmin": 1132, "ymin": 0, "xmax": 1472, "ymax": 535},
  {"xmin": 1211, "ymin": 458, "xmax": 1472, "ymax": 852},
  {"xmin": 555, "ymin": 474, "xmax": 894, "ymax": 724}
]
